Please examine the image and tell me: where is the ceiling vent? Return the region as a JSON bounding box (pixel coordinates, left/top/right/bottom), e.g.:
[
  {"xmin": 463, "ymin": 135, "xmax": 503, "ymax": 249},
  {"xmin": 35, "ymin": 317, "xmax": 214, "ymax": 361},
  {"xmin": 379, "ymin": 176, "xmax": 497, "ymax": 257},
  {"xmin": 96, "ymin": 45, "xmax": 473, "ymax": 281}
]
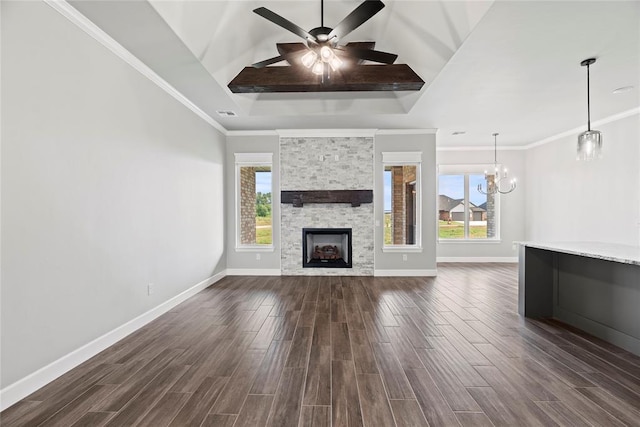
[{"xmin": 216, "ymin": 110, "xmax": 237, "ymax": 117}]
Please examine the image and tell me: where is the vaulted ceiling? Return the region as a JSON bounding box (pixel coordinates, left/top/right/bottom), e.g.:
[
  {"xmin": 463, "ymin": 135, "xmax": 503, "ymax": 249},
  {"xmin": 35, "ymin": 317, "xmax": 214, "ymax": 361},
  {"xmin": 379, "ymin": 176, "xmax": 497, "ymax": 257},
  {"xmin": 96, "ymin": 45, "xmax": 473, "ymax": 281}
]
[{"xmin": 68, "ymin": 0, "xmax": 639, "ymax": 147}]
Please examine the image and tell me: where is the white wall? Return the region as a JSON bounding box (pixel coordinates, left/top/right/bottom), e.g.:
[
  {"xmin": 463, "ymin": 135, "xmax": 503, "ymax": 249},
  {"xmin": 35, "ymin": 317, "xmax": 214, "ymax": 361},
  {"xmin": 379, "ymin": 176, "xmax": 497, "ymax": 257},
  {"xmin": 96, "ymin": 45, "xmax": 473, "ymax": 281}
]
[
  {"xmin": 525, "ymin": 113, "xmax": 640, "ymax": 246},
  {"xmin": 436, "ymin": 148, "xmax": 526, "ymax": 261},
  {"xmin": 374, "ymin": 133, "xmax": 437, "ymax": 274},
  {"xmin": 1, "ymin": 0, "xmax": 226, "ymax": 392}
]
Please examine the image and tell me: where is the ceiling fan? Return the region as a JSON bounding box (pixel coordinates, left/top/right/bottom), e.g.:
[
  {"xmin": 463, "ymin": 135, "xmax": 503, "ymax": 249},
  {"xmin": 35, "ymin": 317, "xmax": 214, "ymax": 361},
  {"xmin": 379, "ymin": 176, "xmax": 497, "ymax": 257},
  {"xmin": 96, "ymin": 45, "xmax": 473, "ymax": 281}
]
[{"xmin": 228, "ymin": 0, "xmax": 424, "ymax": 93}]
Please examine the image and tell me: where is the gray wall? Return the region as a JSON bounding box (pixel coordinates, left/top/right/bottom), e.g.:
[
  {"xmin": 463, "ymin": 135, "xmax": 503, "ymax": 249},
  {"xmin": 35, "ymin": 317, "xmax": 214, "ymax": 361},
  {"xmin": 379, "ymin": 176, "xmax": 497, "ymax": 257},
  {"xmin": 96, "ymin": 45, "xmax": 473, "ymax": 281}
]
[
  {"xmin": 1, "ymin": 1, "xmax": 226, "ymax": 388},
  {"xmin": 374, "ymin": 133, "xmax": 437, "ymax": 273},
  {"xmin": 225, "ymin": 134, "xmax": 281, "ymax": 272},
  {"xmin": 525, "ymin": 114, "xmax": 640, "ymax": 246},
  {"xmin": 436, "ymin": 148, "xmax": 526, "ymax": 260}
]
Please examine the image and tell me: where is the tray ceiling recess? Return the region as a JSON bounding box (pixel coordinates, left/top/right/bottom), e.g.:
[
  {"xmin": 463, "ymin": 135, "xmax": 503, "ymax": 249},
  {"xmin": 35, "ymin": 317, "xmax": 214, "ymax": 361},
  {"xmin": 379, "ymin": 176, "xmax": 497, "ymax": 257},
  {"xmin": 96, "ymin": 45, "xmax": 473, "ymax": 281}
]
[{"xmin": 228, "ymin": 0, "xmax": 424, "ymax": 93}]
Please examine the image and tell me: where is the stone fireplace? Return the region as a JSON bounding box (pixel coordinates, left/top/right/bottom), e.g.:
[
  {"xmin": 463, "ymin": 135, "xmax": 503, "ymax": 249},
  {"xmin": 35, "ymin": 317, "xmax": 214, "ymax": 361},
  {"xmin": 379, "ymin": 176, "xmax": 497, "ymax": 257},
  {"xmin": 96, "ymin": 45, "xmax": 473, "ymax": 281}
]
[{"xmin": 280, "ymin": 136, "xmax": 374, "ymax": 275}]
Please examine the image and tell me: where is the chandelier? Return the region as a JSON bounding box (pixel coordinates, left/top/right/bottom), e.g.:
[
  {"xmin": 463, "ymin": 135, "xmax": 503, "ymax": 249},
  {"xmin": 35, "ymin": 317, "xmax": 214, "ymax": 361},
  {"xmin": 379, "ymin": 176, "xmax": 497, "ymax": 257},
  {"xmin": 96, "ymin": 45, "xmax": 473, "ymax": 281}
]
[
  {"xmin": 477, "ymin": 133, "xmax": 516, "ymax": 195},
  {"xmin": 577, "ymin": 58, "xmax": 602, "ymax": 160}
]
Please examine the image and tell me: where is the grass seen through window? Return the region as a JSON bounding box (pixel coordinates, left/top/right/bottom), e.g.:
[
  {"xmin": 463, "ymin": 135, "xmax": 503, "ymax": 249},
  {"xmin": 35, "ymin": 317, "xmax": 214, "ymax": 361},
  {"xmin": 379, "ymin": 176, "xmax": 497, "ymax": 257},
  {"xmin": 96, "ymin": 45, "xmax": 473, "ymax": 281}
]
[{"xmin": 438, "ymin": 220, "xmax": 487, "ymax": 239}]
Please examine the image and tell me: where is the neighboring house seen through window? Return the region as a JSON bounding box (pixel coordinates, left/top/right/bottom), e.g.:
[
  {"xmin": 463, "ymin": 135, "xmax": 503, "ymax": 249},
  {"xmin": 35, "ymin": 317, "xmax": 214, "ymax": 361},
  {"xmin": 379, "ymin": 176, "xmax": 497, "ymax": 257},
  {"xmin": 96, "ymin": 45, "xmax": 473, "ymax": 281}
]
[
  {"xmin": 438, "ymin": 165, "xmax": 499, "ymax": 240},
  {"xmin": 382, "ymin": 152, "xmax": 422, "ymax": 250}
]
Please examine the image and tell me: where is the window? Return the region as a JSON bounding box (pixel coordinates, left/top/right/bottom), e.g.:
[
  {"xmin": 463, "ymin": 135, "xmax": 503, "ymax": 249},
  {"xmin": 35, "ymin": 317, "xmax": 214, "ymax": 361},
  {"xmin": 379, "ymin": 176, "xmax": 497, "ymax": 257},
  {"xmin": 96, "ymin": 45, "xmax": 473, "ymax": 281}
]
[
  {"xmin": 235, "ymin": 153, "xmax": 273, "ymax": 249},
  {"xmin": 382, "ymin": 152, "xmax": 421, "ymax": 249},
  {"xmin": 438, "ymin": 165, "xmax": 499, "ymax": 241}
]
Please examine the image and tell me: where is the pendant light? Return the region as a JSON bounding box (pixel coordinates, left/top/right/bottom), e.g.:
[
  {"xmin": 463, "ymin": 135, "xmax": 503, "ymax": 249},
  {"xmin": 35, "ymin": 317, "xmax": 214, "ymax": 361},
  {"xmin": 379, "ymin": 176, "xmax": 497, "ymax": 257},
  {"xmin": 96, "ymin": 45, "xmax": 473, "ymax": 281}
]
[
  {"xmin": 577, "ymin": 58, "xmax": 602, "ymax": 161},
  {"xmin": 477, "ymin": 133, "xmax": 516, "ymax": 195}
]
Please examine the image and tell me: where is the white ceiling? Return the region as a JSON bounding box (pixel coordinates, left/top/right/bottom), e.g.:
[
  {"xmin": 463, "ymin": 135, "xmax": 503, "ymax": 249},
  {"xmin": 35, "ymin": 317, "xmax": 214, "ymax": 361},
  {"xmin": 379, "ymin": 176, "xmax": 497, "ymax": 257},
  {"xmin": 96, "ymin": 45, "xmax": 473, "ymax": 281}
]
[{"xmin": 68, "ymin": 0, "xmax": 640, "ymax": 147}]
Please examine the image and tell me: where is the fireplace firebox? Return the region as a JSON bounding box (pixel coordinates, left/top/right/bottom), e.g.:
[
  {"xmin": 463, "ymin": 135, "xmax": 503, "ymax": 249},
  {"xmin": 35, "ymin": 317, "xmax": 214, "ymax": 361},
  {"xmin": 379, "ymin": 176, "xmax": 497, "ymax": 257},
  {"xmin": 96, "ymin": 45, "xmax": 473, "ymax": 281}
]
[{"xmin": 302, "ymin": 228, "xmax": 352, "ymax": 268}]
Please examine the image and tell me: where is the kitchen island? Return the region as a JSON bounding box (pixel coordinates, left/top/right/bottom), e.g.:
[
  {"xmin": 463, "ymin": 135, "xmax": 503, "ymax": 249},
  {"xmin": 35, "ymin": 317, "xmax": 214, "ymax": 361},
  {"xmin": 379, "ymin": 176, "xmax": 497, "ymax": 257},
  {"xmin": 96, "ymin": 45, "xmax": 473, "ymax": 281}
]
[{"xmin": 518, "ymin": 241, "xmax": 640, "ymax": 355}]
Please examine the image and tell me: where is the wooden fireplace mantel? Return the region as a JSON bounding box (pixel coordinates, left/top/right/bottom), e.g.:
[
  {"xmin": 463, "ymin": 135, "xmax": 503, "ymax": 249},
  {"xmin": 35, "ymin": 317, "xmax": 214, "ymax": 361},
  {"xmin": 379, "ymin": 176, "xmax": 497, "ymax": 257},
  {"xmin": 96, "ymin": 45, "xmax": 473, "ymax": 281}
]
[{"xmin": 281, "ymin": 190, "xmax": 373, "ymax": 207}]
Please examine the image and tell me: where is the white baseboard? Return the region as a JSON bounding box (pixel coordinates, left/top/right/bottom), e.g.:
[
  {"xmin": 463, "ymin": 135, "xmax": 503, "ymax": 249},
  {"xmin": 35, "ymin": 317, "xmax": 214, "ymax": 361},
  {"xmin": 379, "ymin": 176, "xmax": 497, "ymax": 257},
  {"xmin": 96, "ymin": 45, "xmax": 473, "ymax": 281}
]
[
  {"xmin": 436, "ymin": 257, "xmax": 518, "ymax": 263},
  {"xmin": 0, "ymin": 271, "xmax": 226, "ymax": 411},
  {"xmin": 374, "ymin": 269, "xmax": 438, "ymax": 277},
  {"xmin": 226, "ymin": 269, "xmax": 282, "ymax": 276}
]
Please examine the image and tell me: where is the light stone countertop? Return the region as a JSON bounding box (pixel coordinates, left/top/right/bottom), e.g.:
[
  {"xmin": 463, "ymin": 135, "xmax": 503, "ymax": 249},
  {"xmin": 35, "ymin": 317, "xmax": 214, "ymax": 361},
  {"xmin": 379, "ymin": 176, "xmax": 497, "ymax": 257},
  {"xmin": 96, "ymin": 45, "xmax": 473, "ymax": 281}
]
[{"xmin": 517, "ymin": 241, "xmax": 640, "ymax": 266}]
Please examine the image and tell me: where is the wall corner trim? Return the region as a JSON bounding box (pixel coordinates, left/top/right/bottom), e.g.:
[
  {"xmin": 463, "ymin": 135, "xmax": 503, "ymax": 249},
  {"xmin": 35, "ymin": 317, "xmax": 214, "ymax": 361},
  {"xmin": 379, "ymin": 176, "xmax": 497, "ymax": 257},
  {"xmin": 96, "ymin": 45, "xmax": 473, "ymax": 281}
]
[
  {"xmin": 0, "ymin": 271, "xmax": 226, "ymax": 412},
  {"xmin": 374, "ymin": 269, "xmax": 437, "ymax": 277}
]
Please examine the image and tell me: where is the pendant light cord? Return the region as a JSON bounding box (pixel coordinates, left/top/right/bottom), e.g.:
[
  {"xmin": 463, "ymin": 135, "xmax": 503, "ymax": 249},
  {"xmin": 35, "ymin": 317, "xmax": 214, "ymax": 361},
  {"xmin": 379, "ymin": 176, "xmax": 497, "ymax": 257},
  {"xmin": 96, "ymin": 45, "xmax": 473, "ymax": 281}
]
[
  {"xmin": 321, "ymin": 0, "xmax": 324, "ymax": 27},
  {"xmin": 586, "ymin": 63, "xmax": 591, "ymax": 131}
]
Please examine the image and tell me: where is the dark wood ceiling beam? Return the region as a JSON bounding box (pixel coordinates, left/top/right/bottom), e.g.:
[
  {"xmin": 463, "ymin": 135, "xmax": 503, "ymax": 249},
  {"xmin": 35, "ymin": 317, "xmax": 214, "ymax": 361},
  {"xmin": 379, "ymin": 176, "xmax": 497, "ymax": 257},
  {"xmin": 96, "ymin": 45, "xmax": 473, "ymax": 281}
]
[{"xmin": 228, "ymin": 64, "xmax": 424, "ymax": 93}]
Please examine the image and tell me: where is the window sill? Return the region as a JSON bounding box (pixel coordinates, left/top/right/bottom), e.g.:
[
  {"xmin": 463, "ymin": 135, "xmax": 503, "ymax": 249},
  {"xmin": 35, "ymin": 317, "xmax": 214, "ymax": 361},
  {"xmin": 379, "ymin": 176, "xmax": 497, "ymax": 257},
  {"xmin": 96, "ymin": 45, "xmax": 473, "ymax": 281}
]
[
  {"xmin": 438, "ymin": 239, "xmax": 502, "ymax": 244},
  {"xmin": 382, "ymin": 246, "xmax": 423, "ymax": 253},
  {"xmin": 235, "ymin": 245, "xmax": 275, "ymax": 252}
]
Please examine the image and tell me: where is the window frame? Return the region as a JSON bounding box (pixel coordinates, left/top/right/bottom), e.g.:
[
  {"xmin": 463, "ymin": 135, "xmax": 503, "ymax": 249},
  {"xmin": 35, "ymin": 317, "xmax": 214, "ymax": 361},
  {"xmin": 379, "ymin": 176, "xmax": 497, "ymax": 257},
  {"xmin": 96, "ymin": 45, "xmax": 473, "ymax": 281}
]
[
  {"xmin": 234, "ymin": 153, "xmax": 274, "ymax": 252},
  {"xmin": 381, "ymin": 152, "xmax": 423, "ymax": 252},
  {"xmin": 437, "ymin": 164, "xmax": 501, "ymax": 243}
]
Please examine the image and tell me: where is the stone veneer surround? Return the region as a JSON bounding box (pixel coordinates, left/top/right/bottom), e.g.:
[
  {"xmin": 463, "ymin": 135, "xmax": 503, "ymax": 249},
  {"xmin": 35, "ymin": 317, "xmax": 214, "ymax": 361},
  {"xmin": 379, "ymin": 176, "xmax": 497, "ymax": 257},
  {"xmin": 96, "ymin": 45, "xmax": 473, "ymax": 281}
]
[{"xmin": 280, "ymin": 137, "xmax": 374, "ymax": 275}]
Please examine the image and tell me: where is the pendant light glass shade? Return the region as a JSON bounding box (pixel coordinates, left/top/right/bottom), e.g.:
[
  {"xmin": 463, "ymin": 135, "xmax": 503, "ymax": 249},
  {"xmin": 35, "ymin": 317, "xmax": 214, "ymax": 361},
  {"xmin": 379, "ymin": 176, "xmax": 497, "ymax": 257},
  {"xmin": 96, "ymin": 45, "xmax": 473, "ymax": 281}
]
[
  {"xmin": 577, "ymin": 58, "xmax": 602, "ymax": 161},
  {"xmin": 577, "ymin": 129, "xmax": 602, "ymax": 161}
]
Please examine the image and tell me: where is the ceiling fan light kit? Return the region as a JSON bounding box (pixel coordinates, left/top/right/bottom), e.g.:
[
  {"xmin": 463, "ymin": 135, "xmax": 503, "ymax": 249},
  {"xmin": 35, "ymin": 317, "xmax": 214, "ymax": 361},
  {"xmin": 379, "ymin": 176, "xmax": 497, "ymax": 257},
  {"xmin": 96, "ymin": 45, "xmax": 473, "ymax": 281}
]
[
  {"xmin": 577, "ymin": 57, "xmax": 602, "ymax": 161},
  {"xmin": 228, "ymin": 0, "xmax": 424, "ymax": 93}
]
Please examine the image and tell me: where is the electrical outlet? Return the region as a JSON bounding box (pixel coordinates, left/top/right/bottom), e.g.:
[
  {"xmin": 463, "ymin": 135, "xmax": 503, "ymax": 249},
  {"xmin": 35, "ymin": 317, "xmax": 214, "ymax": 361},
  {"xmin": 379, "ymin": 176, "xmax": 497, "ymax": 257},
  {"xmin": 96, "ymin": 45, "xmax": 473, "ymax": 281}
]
[
  {"xmin": 402, "ymin": 254, "xmax": 408, "ymax": 261},
  {"xmin": 147, "ymin": 283, "xmax": 154, "ymax": 296},
  {"xmin": 256, "ymin": 253, "xmax": 261, "ymax": 260},
  {"xmin": 319, "ymin": 154, "xmax": 324, "ymax": 161},
  {"xmin": 334, "ymin": 154, "xmax": 339, "ymax": 161}
]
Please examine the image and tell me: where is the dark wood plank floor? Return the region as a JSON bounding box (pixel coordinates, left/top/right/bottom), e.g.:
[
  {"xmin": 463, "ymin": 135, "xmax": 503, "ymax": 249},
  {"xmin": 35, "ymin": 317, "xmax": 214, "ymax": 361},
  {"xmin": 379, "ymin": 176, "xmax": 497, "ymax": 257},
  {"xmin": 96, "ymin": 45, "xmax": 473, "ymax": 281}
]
[{"xmin": 3, "ymin": 263, "xmax": 640, "ymax": 426}]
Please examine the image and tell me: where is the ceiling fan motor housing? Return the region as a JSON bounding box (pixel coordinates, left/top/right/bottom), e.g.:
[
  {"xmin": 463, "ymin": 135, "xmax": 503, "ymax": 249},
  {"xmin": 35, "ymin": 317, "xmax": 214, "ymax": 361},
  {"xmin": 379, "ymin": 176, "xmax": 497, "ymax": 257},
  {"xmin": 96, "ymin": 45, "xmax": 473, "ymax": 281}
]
[{"xmin": 309, "ymin": 27, "xmax": 337, "ymax": 45}]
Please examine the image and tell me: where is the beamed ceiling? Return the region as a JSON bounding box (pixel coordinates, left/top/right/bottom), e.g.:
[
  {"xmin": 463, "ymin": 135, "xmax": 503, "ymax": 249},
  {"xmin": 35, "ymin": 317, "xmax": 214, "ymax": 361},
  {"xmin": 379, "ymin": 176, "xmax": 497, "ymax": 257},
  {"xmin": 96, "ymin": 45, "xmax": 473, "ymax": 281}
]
[{"xmin": 67, "ymin": 0, "xmax": 640, "ymax": 147}]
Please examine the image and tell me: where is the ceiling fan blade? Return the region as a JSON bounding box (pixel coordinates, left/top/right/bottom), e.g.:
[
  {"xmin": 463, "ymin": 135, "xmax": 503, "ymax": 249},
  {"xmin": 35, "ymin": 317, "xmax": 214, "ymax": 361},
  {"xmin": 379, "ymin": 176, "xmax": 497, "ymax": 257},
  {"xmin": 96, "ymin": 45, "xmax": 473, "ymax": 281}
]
[
  {"xmin": 252, "ymin": 55, "xmax": 286, "ymax": 68},
  {"xmin": 276, "ymin": 42, "xmax": 309, "ymax": 56},
  {"xmin": 328, "ymin": 0, "xmax": 385, "ymax": 40},
  {"xmin": 276, "ymin": 43, "xmax": 312, "ymax": 67},
  {"xmin": 336, "ymin": 46, "xmax": 397, "ymax": 64},
  {"xmin": 345, "ymin": 41, "xmax": 376, "ymax": 50},
  {"xmin": 254, "ymin": 7, "xmax": 317, "ymax": 43}
]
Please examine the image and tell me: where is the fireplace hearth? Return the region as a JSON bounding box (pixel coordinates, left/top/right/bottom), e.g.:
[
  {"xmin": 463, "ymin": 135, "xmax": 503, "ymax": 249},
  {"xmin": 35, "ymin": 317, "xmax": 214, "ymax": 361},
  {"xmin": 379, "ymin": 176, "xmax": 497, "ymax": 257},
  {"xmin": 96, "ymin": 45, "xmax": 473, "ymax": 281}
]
[{"xmin": 303, "ymin": 228, "xmax": 352, "ymax": 268}]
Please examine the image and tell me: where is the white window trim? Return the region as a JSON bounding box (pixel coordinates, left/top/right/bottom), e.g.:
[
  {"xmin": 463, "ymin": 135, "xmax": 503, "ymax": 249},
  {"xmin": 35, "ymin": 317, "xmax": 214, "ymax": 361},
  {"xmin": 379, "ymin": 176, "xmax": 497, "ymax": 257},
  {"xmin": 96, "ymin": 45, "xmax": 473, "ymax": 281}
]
[
  {"xmin": 235, "ymin": 245, "xmax": 275, "ymax": 252},
  {"xmin": 437, "ymin": 164, "xmax": 501, "ymax": 242},
  {"xmin": 235, "ymin": 153, "xmax": 274, "ymax": 251},
  {"xmin": 382, "ymin": 154, "xmax": 422, "ymax": 250},
  {"xmin": 438, "ymin": 239, "xmax": 502, "ymax": 244},
  {"xmin": 382, "ymin": 151, "xmax": 422, "ymax": 164}
]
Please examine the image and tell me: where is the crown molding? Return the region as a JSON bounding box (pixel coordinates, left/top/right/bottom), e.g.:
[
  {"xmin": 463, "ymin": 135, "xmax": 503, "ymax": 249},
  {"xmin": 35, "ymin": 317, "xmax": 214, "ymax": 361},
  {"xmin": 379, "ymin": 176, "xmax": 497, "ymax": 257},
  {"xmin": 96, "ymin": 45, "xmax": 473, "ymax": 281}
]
[
  {"xmin": 524, "ymin": 107, "xmax": 640, "ymax": 150},
  {"xmin": 376, "ymin": 129, "xmax": 438, "ymax": 135},
  {"xmin": 277, "ymin": 129, "xmax": 377, "ymax": 138},
  {"xmin": 436, "ymin": 145, "xmax": 527, "ymax": 152},
  {"xmin": 226, "ymin": 130, "xmax": 279, "ymax": 137},
  {"xmin": 44, "ymin": 0, "xmax": 227, "ymax": 135}
]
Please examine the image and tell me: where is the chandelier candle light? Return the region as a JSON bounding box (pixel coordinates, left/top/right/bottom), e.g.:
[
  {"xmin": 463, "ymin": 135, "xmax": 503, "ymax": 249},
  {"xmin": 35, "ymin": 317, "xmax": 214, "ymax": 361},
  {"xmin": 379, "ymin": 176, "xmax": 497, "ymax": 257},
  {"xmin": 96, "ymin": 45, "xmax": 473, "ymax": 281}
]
[
  {"xmin": 477, "ymin": 133, "xmax": 516, "ymax": 195},
  {"xmin": 577, "ymin": 58, "xmax": 602, "ymax": 160}
]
